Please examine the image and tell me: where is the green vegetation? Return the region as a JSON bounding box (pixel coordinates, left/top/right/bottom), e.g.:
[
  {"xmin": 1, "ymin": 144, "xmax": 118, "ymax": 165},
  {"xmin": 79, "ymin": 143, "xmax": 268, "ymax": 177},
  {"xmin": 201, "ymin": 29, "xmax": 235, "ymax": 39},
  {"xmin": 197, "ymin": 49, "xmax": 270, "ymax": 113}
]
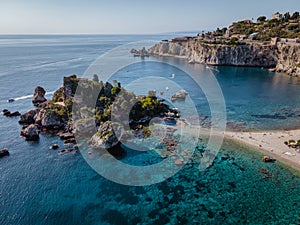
[
  {"xmin": 214, "ymin": 11, "xmax": 300, "ymax": 42},
  {"xmin": 257, "ymin": 16, "xmax": 267, "ymax": 23},
  {"xmin": 52, "ymin": 87, "xmax": 64, "ymax": 102},
  {"xmin": 46, "ymin": 101, "xmax": 68, "ymax": 118}
]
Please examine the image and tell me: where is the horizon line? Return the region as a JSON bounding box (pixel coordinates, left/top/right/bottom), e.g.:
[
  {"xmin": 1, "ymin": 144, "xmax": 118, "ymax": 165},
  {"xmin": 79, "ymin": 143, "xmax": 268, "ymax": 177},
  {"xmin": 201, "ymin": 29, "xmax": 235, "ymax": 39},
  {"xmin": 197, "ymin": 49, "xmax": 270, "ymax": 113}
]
[{"xmin": 0, "ymin": 31, "xmax": 206, "ymax": 36}]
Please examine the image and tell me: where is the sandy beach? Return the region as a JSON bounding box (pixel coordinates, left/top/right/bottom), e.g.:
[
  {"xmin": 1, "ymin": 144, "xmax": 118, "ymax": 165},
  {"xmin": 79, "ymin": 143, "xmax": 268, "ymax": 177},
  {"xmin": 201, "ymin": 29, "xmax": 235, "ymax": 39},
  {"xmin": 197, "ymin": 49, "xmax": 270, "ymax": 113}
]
[
  {"xmin": 225, "ymin": 129, "xmax": 300, "ymax": 171},
  {"xmin": 168, "ymin": 122, "xmax": 300, "ymax": 172}
]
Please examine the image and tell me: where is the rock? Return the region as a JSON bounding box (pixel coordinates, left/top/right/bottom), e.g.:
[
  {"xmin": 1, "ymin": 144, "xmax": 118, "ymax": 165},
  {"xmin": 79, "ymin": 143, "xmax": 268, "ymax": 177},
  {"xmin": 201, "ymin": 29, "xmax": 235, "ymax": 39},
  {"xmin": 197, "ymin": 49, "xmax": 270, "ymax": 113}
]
[
  {"xmin": 171, "ymin": 90, "xmax": 188, "ymax": 102},
  {"xmin": 89, "ymin": 121, "xmax": 125, "ymax": 157},
  {"xmin": 58, "ymin": 147, "xmax": 77, "ymax": 155},
  {"xmin": 49, "ymin": 144, "xmax": 59, "ymax": 150},
  {"xmin": 32, "ymin": 86, "xmax": 47, "ymax": 106},
  {"xmin": 20, "ymin": 124, "xmax": 39, "ymax": 141},
  {"xmin": 2, "ymin": 109, "xmax": 21, "ymax": 117},
  {"xmin": 63, "ymin": 75, "xmax": 88, "ymax": 99},
  {"xmin": 175, "ymin": 159, "xmax": 183, "ymax": 165},
  {"xmin": 35, "ymin": 108, "xmax": 66, "ymax": 130},
  {"xmin": 19, "ymin": 109, "xmax": 37, "ymax": 124},
  {"xmin": 0, "ymin": 148, "xmax": 9, "ymax": 158},
  {"xmin": 262, "ymin": 155, "xmax": 275, "ymax": 163},
  {"xmin": 58, "ymin": 132, "xmax": 74, "ymax": 140},
  {"xmin": 8, "ymin": 111, "xmax": 21, "ymax": 117},
  {"xmin": 73, "ymin": 118, "xmax": 97, "ymax": 138},
  {"xmin": 2, "ymin": 109, "xmax": 11, "ymax": 116},
  {"xmin": 64, "ymin": 138, "xmax": 76, "ymax": 144}
]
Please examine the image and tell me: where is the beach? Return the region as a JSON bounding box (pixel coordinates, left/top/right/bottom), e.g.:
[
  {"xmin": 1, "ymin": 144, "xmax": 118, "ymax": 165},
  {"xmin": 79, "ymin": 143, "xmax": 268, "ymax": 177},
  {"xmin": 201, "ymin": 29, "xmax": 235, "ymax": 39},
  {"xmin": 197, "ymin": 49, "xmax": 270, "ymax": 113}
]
[
  {"xmin": 175, "ymin": 122, "xmax": 300, "ymax": 173},
  {"xmin": 225, "ymin": 129, "xmax": 300, "ymax": 172}
]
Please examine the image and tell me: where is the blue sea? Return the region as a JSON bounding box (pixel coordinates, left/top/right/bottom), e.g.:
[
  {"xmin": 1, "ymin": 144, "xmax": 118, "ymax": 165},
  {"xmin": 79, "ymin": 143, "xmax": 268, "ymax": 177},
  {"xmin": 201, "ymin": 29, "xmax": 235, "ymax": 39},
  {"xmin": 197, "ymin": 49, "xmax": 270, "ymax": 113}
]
[{"xmin": 1, "ymin": 35, "xmax": 300, "ymax": 225}]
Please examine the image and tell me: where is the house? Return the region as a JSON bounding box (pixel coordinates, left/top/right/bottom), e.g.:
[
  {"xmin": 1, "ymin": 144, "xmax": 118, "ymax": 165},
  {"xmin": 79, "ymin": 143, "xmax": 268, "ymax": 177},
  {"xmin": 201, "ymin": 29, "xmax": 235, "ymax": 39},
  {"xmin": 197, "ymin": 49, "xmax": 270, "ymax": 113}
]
[{"xmin": 272, "ymin": 12, "xmax": 283, "ymax": 20}]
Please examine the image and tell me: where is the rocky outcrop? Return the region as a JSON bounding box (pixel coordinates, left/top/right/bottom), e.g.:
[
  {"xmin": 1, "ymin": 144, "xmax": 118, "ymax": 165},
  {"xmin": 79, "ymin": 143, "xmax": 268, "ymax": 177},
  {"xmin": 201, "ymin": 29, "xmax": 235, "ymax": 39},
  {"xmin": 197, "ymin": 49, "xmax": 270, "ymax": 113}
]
[
  {"xmin": 2, "ymin": 109, "xmax": 21, "ymax": 117},
  {"xmin": 276, "ymin": 42, "xmax": 300, "ymax": 76},
  {"xmin": 20, "ymin": 124, "xmax": 39, "ymax": 141},
  {"xmin": 34, "ymin": 108, "xmax": 67, "ymax": 130},
  {"xmin": 89, "ymin": 121, "xmax": 125, "ymax": 157},
  {"xmin": 0, "ymin": 148, "xmax": 9, "ymax": 158},
  {"xmin": 18, "ymin": 109, "xmax": 37, "ymax": 124},
  {"xmin": 171, "ymin": 90, "xmax": 188, "ymax": 102},
  {"xmin": 32, "ymin": 86, "xmax": 47, "ymax": 106},
  {"xmin": 149, "ymin": 39, "xmax": 300, "ymax": 76}
]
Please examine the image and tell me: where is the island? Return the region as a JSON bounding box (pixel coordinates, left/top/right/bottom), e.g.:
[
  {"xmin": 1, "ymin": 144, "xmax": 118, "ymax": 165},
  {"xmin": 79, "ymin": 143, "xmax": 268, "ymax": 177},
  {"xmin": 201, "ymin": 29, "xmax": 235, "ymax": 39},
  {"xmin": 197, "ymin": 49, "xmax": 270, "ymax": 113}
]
[{"xmin": 14, "ymin": 75, "xmax": 180, "ymax": 157}]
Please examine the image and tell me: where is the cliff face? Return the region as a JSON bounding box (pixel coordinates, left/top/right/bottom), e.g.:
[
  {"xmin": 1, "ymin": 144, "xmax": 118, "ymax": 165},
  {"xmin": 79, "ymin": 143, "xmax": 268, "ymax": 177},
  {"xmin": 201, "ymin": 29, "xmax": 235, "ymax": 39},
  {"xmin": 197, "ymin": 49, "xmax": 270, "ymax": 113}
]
[
  {"xmin": 148, "ymin": 40, "xmax": 300, "ymax": 76},
  {"xmin": 276, "ymin": 43, "xmax": 300, "ymax": 76}
]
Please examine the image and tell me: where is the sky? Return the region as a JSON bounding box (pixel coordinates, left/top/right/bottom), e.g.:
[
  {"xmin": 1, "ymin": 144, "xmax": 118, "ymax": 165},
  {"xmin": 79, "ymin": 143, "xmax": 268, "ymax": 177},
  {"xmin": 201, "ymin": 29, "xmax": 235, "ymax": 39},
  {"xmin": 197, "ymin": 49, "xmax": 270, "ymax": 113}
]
[{"xmin": 0, "ymin": 0, "xmax": 300, "ymax": 34}]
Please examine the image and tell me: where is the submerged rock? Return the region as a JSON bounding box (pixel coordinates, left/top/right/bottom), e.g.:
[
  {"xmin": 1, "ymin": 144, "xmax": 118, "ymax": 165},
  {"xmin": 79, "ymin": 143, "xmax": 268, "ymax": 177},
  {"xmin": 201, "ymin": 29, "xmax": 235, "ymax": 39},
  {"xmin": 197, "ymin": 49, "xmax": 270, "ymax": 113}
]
[
  {"xmin": 20, "ymin": 124, "xmax": 39, "ymax": 141},
  {"xmin": 58, "ymin": 147, "xmax": 77, "ymax": 155},
  {"xmin": 49, "ymin": 144, "xmax": 59, "ymax": 150},
  {"xmin": 32, "ymin": 86, "xmax": 47, "ymax": 106}
]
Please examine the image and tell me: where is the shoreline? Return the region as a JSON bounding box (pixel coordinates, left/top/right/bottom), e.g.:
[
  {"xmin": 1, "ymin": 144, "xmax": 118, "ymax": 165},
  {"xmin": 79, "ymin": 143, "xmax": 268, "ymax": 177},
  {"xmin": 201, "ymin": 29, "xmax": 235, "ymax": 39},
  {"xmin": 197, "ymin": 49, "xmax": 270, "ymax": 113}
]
[
  {"xmin": 173, "ymin": 123, "xmax": 300, "ymax": 174},
  {"xmin": 224, "ymin": 129, "xmax": 300, "ymax": 174}
]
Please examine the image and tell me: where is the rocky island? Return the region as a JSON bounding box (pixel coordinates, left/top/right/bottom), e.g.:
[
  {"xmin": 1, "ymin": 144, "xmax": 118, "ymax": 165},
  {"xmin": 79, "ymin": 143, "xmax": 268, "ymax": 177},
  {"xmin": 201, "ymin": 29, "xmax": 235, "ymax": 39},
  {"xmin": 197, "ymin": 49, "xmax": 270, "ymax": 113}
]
[
  {"xmin": 149, "ymin": 12, "xmax": 300, "ymax": 76},
  {"xmin": 14, "ymin": 75, "xmax": 179, "ymax": 156}
]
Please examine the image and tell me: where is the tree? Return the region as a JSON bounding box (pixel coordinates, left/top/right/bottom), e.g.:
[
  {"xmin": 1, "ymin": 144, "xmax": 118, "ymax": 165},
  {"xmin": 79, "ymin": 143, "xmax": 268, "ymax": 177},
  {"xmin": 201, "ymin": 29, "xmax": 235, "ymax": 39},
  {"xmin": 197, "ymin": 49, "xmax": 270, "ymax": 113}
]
[
  {"xmin": 284, "ymin": 12, "xmax": 291, "ymax": 22},
  {"xmin": 221, "ymin": 27, "xmax": 228, "ymax": 34},
  {"xmin": 291, "ymin": 11, "xmax": 300, "ymax": 20},
  {"xmin": 257, "ymin": 16, "xmax": 266, "ymax": 23}
]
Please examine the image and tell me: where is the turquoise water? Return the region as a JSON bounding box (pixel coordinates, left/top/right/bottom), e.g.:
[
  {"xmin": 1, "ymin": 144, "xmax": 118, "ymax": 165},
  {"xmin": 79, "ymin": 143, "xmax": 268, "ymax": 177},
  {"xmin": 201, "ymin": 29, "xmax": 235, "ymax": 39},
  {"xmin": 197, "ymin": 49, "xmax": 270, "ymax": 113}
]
[{"xmin": 0, "ymin": 35, "xmax": 300, "ymax": 224}]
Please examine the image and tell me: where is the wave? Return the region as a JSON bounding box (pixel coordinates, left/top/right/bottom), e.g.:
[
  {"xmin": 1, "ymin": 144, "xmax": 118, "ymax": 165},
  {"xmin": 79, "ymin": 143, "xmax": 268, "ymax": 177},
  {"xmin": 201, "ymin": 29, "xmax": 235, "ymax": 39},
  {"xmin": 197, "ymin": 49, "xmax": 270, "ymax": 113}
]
[{"xmin": 12, "ymin": 91, "xmax": 55, "ymax": 101}]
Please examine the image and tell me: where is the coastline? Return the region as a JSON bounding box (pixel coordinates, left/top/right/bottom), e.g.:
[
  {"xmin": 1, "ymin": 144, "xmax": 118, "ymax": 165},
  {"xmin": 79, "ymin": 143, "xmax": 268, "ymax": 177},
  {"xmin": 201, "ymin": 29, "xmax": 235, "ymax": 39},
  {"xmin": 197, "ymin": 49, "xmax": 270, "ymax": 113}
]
[
  {"xmin": 225, "ymin": 129, "xmax": 300, "ymax": 175},
  {"xmin": 174, "ymin": 123, "xmax": 300, "ymax": 174}
]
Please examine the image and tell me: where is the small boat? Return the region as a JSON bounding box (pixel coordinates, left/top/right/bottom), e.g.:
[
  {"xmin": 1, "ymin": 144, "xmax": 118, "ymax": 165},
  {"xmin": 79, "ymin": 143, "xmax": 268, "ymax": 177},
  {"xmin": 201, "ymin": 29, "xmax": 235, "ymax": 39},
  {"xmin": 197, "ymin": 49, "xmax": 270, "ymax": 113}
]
[
  {"xmin": 171, "ymin": 73, "xmax": 175, "ymax": 78},
  {"xmin": 8, "ymin": 98, "xmax": 15, "ymax": 103}
]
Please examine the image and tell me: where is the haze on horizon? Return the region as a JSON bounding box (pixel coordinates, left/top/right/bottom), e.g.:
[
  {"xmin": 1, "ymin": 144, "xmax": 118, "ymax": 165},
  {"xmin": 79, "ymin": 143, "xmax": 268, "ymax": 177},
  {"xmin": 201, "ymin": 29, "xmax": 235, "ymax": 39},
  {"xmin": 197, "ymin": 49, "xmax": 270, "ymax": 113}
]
[{"xmin": 1, "ymin": 0, "xmax": 300, "ymax": 35}]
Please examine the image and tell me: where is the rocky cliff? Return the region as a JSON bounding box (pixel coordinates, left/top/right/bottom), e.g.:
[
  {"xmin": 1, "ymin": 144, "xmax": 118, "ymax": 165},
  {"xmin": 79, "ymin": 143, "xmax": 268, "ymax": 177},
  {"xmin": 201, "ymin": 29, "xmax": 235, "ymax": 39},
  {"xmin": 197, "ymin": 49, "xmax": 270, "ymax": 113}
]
[
  {"xmin": 148, "ymin": 40, "xmax": 300, "ymax": 76},
  {"xmin": 276, "ymin": 42, "xmax": 300, "ymax": 76}
]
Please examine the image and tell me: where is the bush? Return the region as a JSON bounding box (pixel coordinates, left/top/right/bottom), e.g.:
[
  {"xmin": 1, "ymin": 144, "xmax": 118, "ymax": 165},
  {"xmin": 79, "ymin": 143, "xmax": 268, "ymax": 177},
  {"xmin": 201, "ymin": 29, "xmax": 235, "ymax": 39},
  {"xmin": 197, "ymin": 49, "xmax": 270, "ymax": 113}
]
[{"xmin": 257, "ymin": 16, "xmax": 266, "ymax": 23}]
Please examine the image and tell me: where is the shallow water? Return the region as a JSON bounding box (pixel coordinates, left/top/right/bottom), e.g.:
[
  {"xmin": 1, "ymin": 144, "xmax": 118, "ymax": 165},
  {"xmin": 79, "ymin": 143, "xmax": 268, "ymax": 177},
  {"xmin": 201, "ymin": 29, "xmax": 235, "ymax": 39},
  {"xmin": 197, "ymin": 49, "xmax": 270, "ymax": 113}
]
[{"xmin": 0, "ymin": 35, "xmax": 300, "ymax": 225}]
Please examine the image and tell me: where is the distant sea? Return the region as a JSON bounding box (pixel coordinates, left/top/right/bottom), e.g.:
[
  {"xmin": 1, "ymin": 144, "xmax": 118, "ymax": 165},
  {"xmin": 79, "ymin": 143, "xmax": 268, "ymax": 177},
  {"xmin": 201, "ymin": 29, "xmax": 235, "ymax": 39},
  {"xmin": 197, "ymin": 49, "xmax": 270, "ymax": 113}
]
[{"xmin": 1, "ymin": 35, "xmax": 300, "ymax": 225}]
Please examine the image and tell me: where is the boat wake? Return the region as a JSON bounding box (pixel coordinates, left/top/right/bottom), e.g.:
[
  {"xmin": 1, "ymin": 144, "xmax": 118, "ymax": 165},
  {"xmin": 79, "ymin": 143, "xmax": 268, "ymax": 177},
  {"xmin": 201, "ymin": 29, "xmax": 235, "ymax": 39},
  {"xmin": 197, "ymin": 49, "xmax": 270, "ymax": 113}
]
[{"xmin": 11, "ymin": 91, "xmax": 55, "ymax": 102}]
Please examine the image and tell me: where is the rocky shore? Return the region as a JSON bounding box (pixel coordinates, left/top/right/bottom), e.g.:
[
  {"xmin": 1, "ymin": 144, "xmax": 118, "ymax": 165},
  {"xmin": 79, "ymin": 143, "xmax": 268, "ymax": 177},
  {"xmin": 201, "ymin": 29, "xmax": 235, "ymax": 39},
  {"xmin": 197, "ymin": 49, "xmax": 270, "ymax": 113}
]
[{"xmin": 148, "ymin": 39, "xmax": 300, "ymax": 76}]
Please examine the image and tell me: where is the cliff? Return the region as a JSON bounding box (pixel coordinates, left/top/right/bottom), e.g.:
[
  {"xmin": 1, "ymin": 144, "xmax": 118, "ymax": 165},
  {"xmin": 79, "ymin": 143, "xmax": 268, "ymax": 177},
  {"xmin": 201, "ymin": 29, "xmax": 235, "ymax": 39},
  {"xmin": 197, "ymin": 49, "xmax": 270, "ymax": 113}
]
[
  {"xmin": 148, "ymin": 40, "xmax": 300, "ymax": 76},
  {"xmin": 276, "ymin": 42, "xmax": 300, "ymax": 76}
]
